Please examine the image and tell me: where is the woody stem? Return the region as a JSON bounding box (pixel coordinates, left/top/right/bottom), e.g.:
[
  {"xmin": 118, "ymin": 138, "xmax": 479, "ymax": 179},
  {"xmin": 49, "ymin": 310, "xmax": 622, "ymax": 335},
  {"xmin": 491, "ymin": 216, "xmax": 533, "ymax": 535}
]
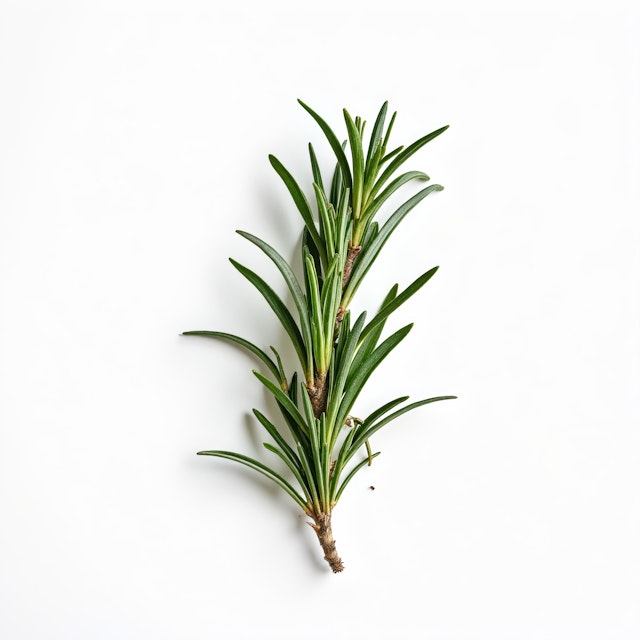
[{"xmin": 309, "ymin": 511, "xmax": 344, "ymax": 573}]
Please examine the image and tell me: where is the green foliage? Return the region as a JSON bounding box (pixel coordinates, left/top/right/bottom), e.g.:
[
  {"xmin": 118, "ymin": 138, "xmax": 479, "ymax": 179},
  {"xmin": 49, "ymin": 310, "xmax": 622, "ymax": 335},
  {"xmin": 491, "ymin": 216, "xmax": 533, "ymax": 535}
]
[{"xmin": 185, "ymin": 101, "xmax": 454, "ymax": 519}]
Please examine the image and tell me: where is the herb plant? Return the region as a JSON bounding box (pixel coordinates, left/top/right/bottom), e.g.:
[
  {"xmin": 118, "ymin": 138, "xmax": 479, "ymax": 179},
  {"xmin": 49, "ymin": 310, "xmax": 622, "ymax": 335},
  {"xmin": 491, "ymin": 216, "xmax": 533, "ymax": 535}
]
[{"xmin": 184, "ymin": 100, "xmax": 455, "ymax": 572}]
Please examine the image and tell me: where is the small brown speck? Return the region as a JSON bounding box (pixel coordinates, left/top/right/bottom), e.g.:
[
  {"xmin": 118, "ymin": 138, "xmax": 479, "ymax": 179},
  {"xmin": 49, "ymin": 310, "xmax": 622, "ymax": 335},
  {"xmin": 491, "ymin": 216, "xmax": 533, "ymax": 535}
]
[{"xmin": 369, "ymin": 486, "xmax": 375, "ymax": 490}]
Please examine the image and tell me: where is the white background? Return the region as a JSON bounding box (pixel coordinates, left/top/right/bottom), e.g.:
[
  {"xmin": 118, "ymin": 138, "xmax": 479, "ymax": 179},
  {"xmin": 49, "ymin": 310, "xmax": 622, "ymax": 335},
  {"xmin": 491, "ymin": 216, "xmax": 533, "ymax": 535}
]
[{"xmin": 1, "ymin": 1, "xmax": 639, "ymax": 638}]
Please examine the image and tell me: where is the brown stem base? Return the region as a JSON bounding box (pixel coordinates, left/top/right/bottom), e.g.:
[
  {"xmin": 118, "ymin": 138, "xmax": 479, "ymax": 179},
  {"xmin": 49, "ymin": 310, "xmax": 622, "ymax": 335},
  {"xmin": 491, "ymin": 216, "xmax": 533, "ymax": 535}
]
[{"xmin": 309, "ymin": 512, "xmax": 344, "ymax": 573}]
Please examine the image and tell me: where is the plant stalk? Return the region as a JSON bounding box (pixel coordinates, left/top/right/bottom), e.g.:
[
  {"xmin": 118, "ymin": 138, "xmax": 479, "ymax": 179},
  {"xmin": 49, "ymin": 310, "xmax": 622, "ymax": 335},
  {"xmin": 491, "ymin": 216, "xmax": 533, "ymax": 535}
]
[
  {"xmin": 342, "ymin": 244, "xmax": 361, "ymax": 289},
  {"xmin": 334, "ymin": 243, "xmax": 362, "ymax": 334},
  {"xmin": 307, "ymin": 371, "xmax": 328, "ymax": 418},
  {"xmin": 309, "ymin": 512, "xmax": 344, "ymax": 573}
]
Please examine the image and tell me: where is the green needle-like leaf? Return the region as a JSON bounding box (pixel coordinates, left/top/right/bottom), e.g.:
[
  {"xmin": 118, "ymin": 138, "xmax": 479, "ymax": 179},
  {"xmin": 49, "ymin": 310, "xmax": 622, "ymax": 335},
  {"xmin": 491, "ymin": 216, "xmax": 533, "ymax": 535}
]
[
  {"xmin": 236, "ymin": 230, "xmax": 314, "ymax": 375},
  {"xmin": 298, "ymin": 99, "xmax": 352, "ymax": 191},
  {"xmin": 333, "ymin": 452, "xmax": 381, "ymax": 503},
  {"xmin": 326, "ymin": 311, "xmax": 367, "ymax": 435},
  {"xmin": 269, "ymin": 154, "xmax": 326, "ymax": 268},
  {"xmin": 262, "ymin": 443, "xmax": 313, "ymax": 506},
  {"xmin": 197, "ymin": 450, "xmax": 307, "ymax": 510},
  {"xmin": 329, "ymin": 154, "xmax": 344, "ymax": 209},
  {"xmin": 320, "ymin": 256, "xmax": 342, "ymax": 363},
  {"xmin": 269, "ymin": 346, "xmax": 287, "ymax": 389},
  {"xmin": 335, "ymin": 323, "xmax": 413, "ymax": 432},
  {"xmin": 363, "ymin": 139, "xmax": 383, "ymax": 202},
  {"xmin": 253, "ymin": 408, "xmax": 302, "ymax": 472},
  {"xmin": 344, "ymin": 109, "xmax": 365, "ymax": 219},
  {"xmin": 380, "ymin": 145, "xmax": 403, "ymax": 165},
  {"xmin": 343, "ymin": 184, "xmax": 443, "ymax": 306},
  {"xmin": 366, "ymin": 101, "xmax": 388, "ymax": 168},
  {"xmin": 274, "ymin": 371, "xmax": 307, "ymax": 446},
  {"xmin": 382, "ymin": 111, "xmax": 397, "ymax": 152},
  {"xmin": 230, "ymin": 258, "xmax": 308, "ymax": 376},
  {"xmin": 345, "ymin": 283, "xmax": 397, "ymax": 391},
  {"xmin": 362, "ymin": 396, "xmax": 410, "ymax": 426},
  {"xmin": 295, "ymin": 439, "xmax": 321, "ymax": 513},
  {"xmin": 362, "ymin": 170, "xmax": 430, "ymax": 225},
  {"xmin": 304, "ymin": 252, "xmax": 328, "ymax": 372},
  {"xmin": 305, "ymin": 416, "xmax": 326, "ymax": 506},
  {"xmin": 308, "ymin": 142, "xmax": 325, "ymax": 193},
  {"xmin": 373, "ymin": 125, "xmax": 449, "ymax": 196},
  {"xmin": 347, "ymin": 396, "xmax": 457, "ymax": 464},
  {"xmin": 236, "ymin": 231, "xmax": 307, "ymax": 313},
  {"xmin": 181, "ymin": 331, "xmax": 281, "ymax": 382},
  {"xmin": 313, "ymin": 183, "xmax": 336, "ymax": 253},
  {"xmin": 358, "ymin": 220, "xmax": 378, "ymax": 254},
  {"xmin": 329, "ymin": 421, "xmax": 357, "ymax": 496},
  {"xmin": 302, "ymin": 227, "xmax": 323, "ymax": 284},
  {"xmin": 253, "ymin": 370, "xmax": 309, "ymax": 436},
  {"xmin": 360, "ymin": 266, "xmax": 439, "ymax": 343},
  {"xmin": 335, "ymin": 187, "xmax": 351, "ymax": 259}
]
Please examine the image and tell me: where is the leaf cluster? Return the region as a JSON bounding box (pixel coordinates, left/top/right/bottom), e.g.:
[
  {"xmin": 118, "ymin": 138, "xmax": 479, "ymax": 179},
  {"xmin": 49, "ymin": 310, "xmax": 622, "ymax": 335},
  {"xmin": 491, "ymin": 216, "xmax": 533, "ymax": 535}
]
[{"xmin": 184, "ymin": 101, "xmax": 454, "ymax": 516}]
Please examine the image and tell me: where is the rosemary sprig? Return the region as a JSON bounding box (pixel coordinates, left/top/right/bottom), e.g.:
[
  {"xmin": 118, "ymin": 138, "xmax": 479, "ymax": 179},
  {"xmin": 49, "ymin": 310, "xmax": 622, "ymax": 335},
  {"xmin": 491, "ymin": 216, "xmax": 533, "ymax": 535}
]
[{"xmin": 184, "ymin": 101, "xmax": 455, "ymax": 572}]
